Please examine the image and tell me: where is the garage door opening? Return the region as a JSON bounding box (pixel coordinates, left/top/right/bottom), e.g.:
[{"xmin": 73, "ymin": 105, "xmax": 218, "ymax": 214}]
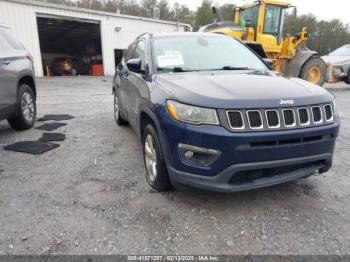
[
  {"xmin": 114, "ymin": 49, "xmax": 124, "ymax": 68},
  {"xmin": 37, "ymin": 16, "xmax": 103, "ymax": 76}
]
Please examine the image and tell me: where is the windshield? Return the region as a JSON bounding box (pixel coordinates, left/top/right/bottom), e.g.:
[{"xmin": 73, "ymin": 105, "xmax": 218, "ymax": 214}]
[
  {"xmin": 240, "ymin": 5, "xmax": 259, "ymax": 30},
  {"xmin": 330, "ymin": 45, "xmax": 350, "ymax": 56},
  {"xmin": 152, "ymin": 35, "xmax": 268, "ymax": 72}
]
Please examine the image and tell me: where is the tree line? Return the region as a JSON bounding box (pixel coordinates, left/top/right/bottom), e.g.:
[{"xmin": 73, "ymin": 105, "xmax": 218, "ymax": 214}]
[{"xmin": 39, "ymin": 0, "xmax": 350, "ymax": 55}]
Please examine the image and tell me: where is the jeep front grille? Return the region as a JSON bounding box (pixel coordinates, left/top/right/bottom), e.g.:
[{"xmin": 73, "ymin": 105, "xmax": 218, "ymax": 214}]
[{"xmin": 226, "ymin": 104, "xmax": 334, "ymax": 131}]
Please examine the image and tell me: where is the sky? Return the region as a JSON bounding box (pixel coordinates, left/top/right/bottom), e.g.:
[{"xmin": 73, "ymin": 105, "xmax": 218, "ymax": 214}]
[{"xmin": 168, "ymin": 0, "xmax": 350, "ymax": 25}]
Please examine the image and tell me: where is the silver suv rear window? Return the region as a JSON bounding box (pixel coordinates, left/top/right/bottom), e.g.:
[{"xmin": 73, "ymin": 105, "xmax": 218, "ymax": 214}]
[{"xmin": 0, "ymin": 27, "xmax": 25, "ymax": 50}]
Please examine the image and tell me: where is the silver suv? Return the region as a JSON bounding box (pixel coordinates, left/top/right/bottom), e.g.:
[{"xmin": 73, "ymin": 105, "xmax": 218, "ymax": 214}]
[{"xmin": 0, "ymin": 24, "xmax": 36, "ymax": 130}]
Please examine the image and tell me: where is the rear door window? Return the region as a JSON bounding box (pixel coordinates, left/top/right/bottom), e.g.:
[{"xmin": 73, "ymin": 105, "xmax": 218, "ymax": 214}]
[{"xmin": 0, "ymin": 27, "xmax": 25, "ymax": 50}]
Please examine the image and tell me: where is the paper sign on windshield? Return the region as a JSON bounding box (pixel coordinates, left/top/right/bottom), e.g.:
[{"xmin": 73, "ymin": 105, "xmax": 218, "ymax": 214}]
[{"xmin": 157, "ymin": 52, "xmax": 184, "ymax": 67}]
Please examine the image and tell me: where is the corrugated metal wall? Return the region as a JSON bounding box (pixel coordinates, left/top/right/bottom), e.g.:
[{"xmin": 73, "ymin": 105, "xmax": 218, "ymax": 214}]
[{"xmin": 0, "ymin": 0, "xmax": 188, "ymax": 77}]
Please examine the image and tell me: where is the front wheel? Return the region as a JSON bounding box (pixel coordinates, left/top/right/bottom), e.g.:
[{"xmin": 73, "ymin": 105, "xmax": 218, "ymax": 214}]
[
  {"xmin": 7, "ymin": 84, "xmax": 36, "ymax": 130},
  {"xmin": 300, "ymin": 57, "xmax": 327, "ymax": 86},
  {"xmin": 142, "ymin": 124, "xmax": 173, "ymax": 192}
]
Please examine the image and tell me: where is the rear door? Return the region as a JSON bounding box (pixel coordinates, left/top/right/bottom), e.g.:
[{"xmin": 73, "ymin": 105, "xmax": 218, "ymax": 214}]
[
  {"xmin": 0, "ymin": 26, "xmax": 26, "ymax": 109},
  {"xmin": 0, "ymin": 29, "xmax": 15, "ymax": 109}
]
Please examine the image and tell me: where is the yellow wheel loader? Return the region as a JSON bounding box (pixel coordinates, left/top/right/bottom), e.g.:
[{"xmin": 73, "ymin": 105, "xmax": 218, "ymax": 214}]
[{"xmin": 199, "ymin": 0, "xmax": 327, "ymax": 86}]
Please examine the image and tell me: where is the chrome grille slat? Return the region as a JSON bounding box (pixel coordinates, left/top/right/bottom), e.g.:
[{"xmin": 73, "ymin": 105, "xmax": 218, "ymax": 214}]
[
  {"xmin": 246, "ymin": 110, "xmax": 263, "ymax": 129},
  {"xmin": 226, "ymin": 110, "xmax": 244, "ymax": 129},
  {"xmin": 282, "ymin": 109, "xmax": 296, "ymax": 127},
  {"xmin": 311, "ymin": 106, "xmax": 322, "ymax": 123},
  {"xmin": 324, "ymin": 104, "xmax": 333, "ymax": 121},
  {"xmin": 226, "ymin": 103, "xmax": 334, "ymax": 131},
  {"xmin": 298, "ymin": 108, "xmax": 310, "ymax": 125},
  {"xmin": 265, "ymin": 110, "xmax": 280, "ymax": 128}
]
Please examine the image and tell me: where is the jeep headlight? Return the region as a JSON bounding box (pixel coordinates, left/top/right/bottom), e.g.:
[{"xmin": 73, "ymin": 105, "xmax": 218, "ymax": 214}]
[{"xmin": 166, "ymin": 100, "xmax": 219, "ymax": 125}]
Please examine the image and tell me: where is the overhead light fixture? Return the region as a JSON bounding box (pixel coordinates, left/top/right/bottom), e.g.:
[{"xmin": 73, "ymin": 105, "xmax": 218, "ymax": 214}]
[{"xmin": 115, "ymin": 26, "xmax": 122, "ymax": 32}]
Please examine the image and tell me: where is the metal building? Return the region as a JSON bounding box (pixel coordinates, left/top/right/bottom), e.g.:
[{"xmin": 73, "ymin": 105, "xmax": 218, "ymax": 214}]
[{"xmin": 0, "ymin": 0, "xmax": 189, "ymax": 77}]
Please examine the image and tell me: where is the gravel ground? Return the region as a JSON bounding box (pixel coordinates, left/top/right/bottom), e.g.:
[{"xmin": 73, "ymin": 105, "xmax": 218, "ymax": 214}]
[{"xmin": 0, "ymin": 77, "xmax": 349, "ymax": 255}]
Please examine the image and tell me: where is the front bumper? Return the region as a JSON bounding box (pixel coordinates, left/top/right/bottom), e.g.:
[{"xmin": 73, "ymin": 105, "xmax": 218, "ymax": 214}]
[
  {"xmin": 327, "ymin": 63, "xmax": 349, "ymax": 82},
  {"xmin": 168, "ymin": 154, "xmax": 330, "ymax": 192},
  {"xmin": 157, "ymin": 106, "xmax": 339, "ymax": 192}
]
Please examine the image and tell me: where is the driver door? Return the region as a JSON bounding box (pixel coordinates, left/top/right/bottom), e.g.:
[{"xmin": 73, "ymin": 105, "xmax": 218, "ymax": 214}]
[
  {"xmin": 124, "ymin": 40, "xmax": 146, "ymax": 129},
  {"xmin": 256, "ymin": 4, "xmax": 284, "ymax": 52},
  {"xmin": 116, "ymin": 42, "xmax": 136, "ymax": 120}
]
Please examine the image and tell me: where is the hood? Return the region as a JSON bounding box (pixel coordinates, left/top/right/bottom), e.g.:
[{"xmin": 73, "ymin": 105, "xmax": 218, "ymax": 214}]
[
  {"xmin": 322, "ymin": 55, "xmax": 350, "ymax": 64},
  {"xmin": 154, "ymin": 71, "xmax": 333, "ymax": 108}
]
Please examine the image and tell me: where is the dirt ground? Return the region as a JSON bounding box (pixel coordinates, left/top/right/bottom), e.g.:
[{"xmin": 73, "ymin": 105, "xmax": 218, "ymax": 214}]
[{"xmin": 0, "ymin": 77, "xmax": 349, "ymax": 255}]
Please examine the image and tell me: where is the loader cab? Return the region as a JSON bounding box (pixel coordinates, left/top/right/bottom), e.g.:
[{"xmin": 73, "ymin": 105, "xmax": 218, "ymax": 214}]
[{"xmin": 234, "ymin": 0, "xmax": 290, "ymax": 53}]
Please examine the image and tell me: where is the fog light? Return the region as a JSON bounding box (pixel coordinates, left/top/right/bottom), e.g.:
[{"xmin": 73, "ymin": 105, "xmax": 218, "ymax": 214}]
[
  {"xmin": 184, "ymin": 150, "xmax": 194, "ymax": 160},
  {"xmin": 179, "ymin": 143, "xmax": 221, "ymax": 165}
]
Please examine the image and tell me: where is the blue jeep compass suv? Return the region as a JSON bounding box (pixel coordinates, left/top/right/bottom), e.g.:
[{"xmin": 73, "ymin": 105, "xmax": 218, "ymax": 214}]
[{"xmin": 113, "ymin": 32, "xmax": 339, "ymax": 192}]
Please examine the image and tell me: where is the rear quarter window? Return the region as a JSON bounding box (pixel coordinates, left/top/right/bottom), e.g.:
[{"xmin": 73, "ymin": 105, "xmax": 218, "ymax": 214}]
[
  {"xmin": 0, "ymin": 35, "xmax": 12, "ymax": 52},
  {"xmin": 0, "ymin": 27, "xmax": 25, "ymax": 50}
]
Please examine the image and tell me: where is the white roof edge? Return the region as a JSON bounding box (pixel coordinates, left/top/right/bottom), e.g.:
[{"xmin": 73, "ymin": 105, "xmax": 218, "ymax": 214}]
[{"xmin": 1, "ymin": 0, "xmax": 191, "ymax": 28}]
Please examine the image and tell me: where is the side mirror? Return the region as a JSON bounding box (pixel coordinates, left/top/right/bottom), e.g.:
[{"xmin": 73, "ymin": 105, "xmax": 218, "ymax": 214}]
[
  {"xmin": 263, "ymin": 58, "xmax": 274, "ymax": 69},
  {"xmin": 126, "ymin": 58, "xmax": 144, "ymax": 74}
]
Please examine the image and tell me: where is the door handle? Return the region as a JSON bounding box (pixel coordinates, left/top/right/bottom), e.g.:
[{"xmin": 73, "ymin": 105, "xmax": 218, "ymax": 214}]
[{"xmin": 2, "ymin": 59, "xmax": 10, "ymax": 65}]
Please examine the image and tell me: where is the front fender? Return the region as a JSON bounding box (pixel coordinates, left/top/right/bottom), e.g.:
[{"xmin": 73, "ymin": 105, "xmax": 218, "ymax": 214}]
[{"xmin": 138, "ymin": 105, "xmax": 171, "ymax": 163}]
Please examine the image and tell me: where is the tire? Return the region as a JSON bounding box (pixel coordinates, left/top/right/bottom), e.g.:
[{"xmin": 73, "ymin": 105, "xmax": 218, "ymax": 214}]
[
  {"xmin": 7, "ymin": 84, "xmax": 36, "ymax": 130},
  {"xmin": 345, "ymin": 70, "xmax": 350, "ymax": 85},
  {"xmin": 300, "ymin": 57, "xmax": 327, "ymax": 86},
  {"xmin": 71, "ymin": 67, "xmax": 78, "ymax": 76},
  {"xmin": 114, "ymin": 91, "xmax": 128, "ymax": 125},
  {"xmin": 142, "ymin": 124, "xmax": 173, "ymax": 192}
]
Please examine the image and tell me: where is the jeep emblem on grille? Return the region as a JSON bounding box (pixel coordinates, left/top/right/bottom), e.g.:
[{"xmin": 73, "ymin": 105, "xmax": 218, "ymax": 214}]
[{"xmin": 279, "ymin": 99, "xmax": 295, "ymax": 105}]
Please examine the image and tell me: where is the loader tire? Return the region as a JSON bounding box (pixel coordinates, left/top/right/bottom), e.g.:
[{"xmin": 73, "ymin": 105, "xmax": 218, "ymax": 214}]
[{"xmin": 300, "ymin": 57, "xmax": 326, "ymax": 86}]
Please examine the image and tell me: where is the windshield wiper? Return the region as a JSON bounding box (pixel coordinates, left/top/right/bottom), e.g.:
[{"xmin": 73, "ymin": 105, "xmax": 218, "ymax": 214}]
[
  {"xmin": 157, "ymin": 67, "xmax": 196, "ymax": 73},
  {"xmin": 209, "ymin": 66, "xmax": 254, "ymax": 71}
]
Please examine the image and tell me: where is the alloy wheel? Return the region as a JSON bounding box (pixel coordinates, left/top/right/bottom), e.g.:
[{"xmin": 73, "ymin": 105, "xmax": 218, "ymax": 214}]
[
  {"xmin": 144, "ymin": 134, "xmax": 157, "ymax": 182},
  {"xmin": 21, "ymin": 92, "xmax": 35, "ymax": 122}
]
